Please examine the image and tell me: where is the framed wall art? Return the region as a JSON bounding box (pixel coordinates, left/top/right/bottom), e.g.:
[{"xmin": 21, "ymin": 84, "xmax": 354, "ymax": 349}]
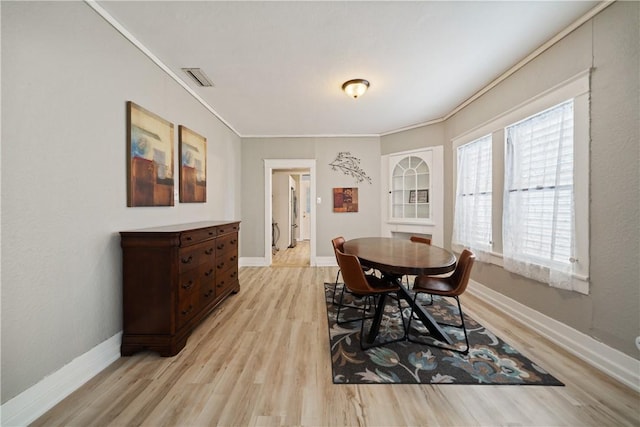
[
  {"xmin": 179, "ymin": 125, "xmax": 207, "ymax": 203},
  {"xmin": 333, "ymin": 187, "xmax": 359, "ymax": 212},
  {"xmin": 126, "ymin": 101, "xmax": 174, "ymax": 207}
]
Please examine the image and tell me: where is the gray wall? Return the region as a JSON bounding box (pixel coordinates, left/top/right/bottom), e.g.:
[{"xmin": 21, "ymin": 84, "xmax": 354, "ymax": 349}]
[
  {"xmin": 241, "ymin": 137, "xmax": 380, "ymax": 258},
  {"xmin": 1, "ymin": 2, "xmax": 241, "ymax": 402},
  {"xmin": 382, "ymin": 2, "xmax": 639, "ymax": 358}
]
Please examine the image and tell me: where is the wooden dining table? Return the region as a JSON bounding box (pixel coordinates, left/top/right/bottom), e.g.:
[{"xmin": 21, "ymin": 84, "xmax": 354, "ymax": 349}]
[{"xmin": 343, "ymin": 237, "xmax": 457, "ymax": 345}]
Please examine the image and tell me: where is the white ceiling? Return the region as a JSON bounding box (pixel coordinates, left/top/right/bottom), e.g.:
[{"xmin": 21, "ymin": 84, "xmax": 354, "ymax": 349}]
[{"xmin": 94, "ymin": 1, "xmax": 600, "ymax": 137}]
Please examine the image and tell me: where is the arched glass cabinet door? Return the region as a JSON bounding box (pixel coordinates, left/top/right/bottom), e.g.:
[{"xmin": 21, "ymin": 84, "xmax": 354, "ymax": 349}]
[{"xmin": 390, "ymin": 154, "xmax": 430, "ymax": 221}]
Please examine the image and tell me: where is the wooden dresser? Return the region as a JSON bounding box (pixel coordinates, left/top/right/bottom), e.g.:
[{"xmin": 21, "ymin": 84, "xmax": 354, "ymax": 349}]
[{"xmin": 120, "ymin": 220, "xmax": 240, "ymax": 356}]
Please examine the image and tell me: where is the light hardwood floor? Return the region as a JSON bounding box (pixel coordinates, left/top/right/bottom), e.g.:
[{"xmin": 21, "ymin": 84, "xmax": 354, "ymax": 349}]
[
  {"xmin": 272, "ymin": 239, "xmax": 310, "ymax": 267},
  {"xmin": 33, "ymin": 265, "xmax": 639, "ymax": 426}
]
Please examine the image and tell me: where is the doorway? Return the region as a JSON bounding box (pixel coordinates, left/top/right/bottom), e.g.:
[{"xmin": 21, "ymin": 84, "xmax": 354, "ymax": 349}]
[{"xmin": 264, "ymin": 159, "xmax": 316, "ymax": 266}]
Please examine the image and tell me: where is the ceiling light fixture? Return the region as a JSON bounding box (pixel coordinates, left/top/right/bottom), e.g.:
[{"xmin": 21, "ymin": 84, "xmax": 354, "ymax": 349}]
[{"xmin": 342, "ymin": 79, "xmax": 369, "ymax": 99}]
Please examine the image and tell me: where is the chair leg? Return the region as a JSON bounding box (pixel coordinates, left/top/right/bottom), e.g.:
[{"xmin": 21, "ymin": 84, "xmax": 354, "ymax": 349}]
[
  {"xmin": 407, "ymin": 293, "xmax": 469, "ymax": 355},
  {"xmin": 332, "ymin": 269, "xmax": 341, "ymax": 305},
  {"xmin": 333, "ymin": 274, "xmax": 377, "ymax": 312},
  {"xmin": 336, "ymin": 287, "xmax": 376, "ymax": 326}
]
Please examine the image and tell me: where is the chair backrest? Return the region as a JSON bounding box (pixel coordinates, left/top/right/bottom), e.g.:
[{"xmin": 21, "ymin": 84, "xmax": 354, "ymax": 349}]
[
  {"xmin": 410, "ymin": 236, "xmax": 432, "ymax": 245},
  {"xmin": 335, "ymin": 249, "xmax": 372, "ymax": 295},
  {"xmin": 448, "ymin": 249, "xmax": 475, "ymax": 295},
  {"xmin": 331, "ymin": 236, "xmax": 346, "ymax": 253}
]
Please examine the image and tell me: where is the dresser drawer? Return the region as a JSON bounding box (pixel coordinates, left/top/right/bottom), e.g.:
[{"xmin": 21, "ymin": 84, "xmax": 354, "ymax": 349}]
[
  {"xmin": 216, "ymin": 266, "xmax": 238, "ymax": 294},
  {"xmin": 180, "ymin": 227, "xmax": 217, "ymax": 247},
  {"xmin": 215, "ymin": 250, "xmax": 238, "ymax": 271},
  {"xmin": 216, "ymin": 223, "xmax": 240, "ymax": 236},
  {"xmin": 179, "ymin": 241, "xmax": 216, "ymax": 273},
  {"xmin": 215, "ymin": 233, "xmax": 238, "ymax": 256},
  {"xmin": 177, "ymin": 269, "xmax": 200, "ymax": 327},
  {"xmin": 199, "ymin": 263, "xmax": 216, "ymax": 307}
]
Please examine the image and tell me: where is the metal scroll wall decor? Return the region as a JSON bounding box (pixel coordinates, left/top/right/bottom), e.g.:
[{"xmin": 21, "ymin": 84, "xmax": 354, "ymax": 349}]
[{"xmin": 328, "ymin": 152, "xmax": 372, "ymax": 184}]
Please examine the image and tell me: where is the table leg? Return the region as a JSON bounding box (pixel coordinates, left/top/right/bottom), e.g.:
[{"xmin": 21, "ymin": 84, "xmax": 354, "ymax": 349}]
[
  {"xmin": 365, "ymin": 294, "xmax": 387, "ymax": 344},
  {"xmin": 396, "ymin": 284, "xmax": 453, "ymax": 345}
]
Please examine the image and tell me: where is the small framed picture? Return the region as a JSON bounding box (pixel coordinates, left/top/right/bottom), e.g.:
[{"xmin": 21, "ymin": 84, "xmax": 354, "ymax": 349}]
[
  {"xmin": 409, "ymin": 189, "xmax": 429, "ymax": 204},
  {"xmin": 333, "ymin": 187, "xmax": 358, "ymax": 212}
]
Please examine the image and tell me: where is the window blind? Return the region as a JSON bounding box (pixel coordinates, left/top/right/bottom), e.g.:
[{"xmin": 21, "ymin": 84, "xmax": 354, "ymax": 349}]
[
  {"xmin": 503, "ymin": 100, "xmax": 575, "ymax": 286},
  {"xmin": 452, "ymin": 134, "xmax": 492, "ymax": 253}
]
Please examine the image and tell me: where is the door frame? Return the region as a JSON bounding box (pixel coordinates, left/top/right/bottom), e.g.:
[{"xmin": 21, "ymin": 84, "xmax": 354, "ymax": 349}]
[{"xmin": 264, "ymin": 159, "xmax": 316, "ymax": 266}]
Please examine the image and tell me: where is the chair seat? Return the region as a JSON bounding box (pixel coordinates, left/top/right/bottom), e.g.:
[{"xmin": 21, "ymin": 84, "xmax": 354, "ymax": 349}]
[
  {"xmin": 413, "ymin": 276, "xmax": 456, "ymax": 296},
  {"xmin": 366, "ymin": 275, "xmax": 399, "ymax": 293}
]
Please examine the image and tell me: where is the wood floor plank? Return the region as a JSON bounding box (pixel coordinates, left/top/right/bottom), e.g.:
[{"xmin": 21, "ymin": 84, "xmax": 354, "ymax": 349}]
[{"xmin": 31, "ymin": 262, "xmax": 640, "ymax": 427}]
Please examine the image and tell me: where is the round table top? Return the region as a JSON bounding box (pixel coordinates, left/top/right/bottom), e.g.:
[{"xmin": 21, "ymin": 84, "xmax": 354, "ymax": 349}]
[{"xmin": 343, "ymin": 237, "xmax": 457, "ymax": 276}]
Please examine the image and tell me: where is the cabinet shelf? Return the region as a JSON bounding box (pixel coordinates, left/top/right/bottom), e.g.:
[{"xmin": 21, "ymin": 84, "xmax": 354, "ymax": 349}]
[
  {"xmin": 383, "ymin": 146, "xmax": 443, "ymax": 246},
  {"xmin": 389, "ymin": 153, "xmax": 431, "ymax": 221}
]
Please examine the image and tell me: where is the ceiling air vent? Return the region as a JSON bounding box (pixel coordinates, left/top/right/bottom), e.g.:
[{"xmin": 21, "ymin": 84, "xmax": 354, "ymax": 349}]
[{"xmin": 181, "ymin": 68, "xmax": 214, "ymax": 87}]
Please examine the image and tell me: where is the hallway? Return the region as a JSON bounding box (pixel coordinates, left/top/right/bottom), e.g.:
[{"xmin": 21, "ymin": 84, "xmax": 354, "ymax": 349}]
[{"xmin": 272, "ymin": 239, "xmax": 310, "ymax": 267}]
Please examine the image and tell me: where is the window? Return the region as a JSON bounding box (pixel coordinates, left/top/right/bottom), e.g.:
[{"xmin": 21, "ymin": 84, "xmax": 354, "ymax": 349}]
[
  {"xmin": 452, "ymin": 135, "xmax": 492, "ymax": 254},
  {"xmin": 503, "ymin": 100, "xmax": 577, "ymax": 289},
  {"xmin": 450, "ymin": 70, "xmax": 590, "ymax": 294}
]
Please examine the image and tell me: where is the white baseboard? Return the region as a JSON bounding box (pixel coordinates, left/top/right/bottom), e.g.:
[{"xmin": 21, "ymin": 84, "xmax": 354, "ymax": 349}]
[
  {"xmin": 240, "ymin": 257, "xmax": 336, "ymax": 267},
  {"xmin": 239, "ymin": 257, "xmax": 268, "ymax": 267},
  {"xmin": 468, "ymin": 279, "xmax": 640, "ymax": 393},
  {"xmin": 5, "ymin": 278, "xmax": 637, "ymax": 426},
  {"xmin": 0, "ymin": 332, "xmax": 122, "ymax": 427},
  {"xmin": 314, "ymin": 256, "xmax": 337, "ymax": 267}
]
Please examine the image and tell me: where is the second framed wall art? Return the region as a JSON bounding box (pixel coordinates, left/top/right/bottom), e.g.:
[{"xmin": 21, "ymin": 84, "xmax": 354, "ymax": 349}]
[{"xmin": 179, "ymin": 125, "xmax": 207, "ymax": 203}]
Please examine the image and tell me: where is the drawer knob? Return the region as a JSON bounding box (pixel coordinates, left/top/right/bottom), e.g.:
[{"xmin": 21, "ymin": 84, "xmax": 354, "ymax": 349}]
[
  {"xmin": 205, "ymin": 268, "xmax": 214, "ymax": 276},
  {"xmin": 217, "ymin": 243, "xmax": 225, "ymax": 250},
  {"xmin": 217, "ymin": 281, "xmax": 224, "ymax": 288},
  {"xmin": 182, "ymin": 280, "xmax": 194, "ymax": 290},
  {"xmin": 181, "ymin": 305, "xmax": 194, "ymax": 315},
  {"xmin": 181, "ymin": 255, "xmax": 193, "ymax": 264},
  {"xmin": 205, "ymin": 248, "xmax": 214, "ymax": 255},
  {"xmin": 217, "ymin": 262, "xmax": 225, "ymax": 269}
]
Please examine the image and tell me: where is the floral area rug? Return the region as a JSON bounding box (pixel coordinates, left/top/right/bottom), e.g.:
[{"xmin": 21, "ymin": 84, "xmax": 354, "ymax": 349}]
[{"xmin": 325, "ymin": 283, "xmax": 564, "ymax": 385}]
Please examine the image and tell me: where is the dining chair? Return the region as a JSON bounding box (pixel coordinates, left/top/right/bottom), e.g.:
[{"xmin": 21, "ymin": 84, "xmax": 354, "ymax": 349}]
[
  {"xmin": 406, "ymin": 236, "xmax": 433, "ymax": 301},
  {"xmin": 331, "ymin": 236, "xmax": 373, "ymax": 306},
  {"xmin": 335, "ymin": 249, "xmax": 407, "ymax": 350},
  {"xmin": 410, "ymin": 235, "xmax": 432, "ymax": 245},
  {"xmin": 406, "ymin": 249, "xmax": 475, "ymax": 355}
]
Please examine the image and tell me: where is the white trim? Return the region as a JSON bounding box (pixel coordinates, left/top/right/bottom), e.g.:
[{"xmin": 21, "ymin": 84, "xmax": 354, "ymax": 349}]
[
  {"xmin": 315, "ymin": 256, "xmax": 338, "ymax": 267},
  {"xmin": 451, "ymin": 69, "xmax": 591, "ymax": 145},
  {"xmin": 239, "ymin": 257, "xmax": 269, "ymax": 267},
  {"xmin": 264, "ymin": 159, "xmax": 317, "ymax": 267},
  {"xmin": 242, "ymin": 133, "xmax": 379, "ymax": 138},
  {"xmin": 441, "ymin": 3, "xmax": 611, "ymax": 125},
  {"xmin": 1, "ymin": 332, "xmax": 122, "ymax": 427},
  {"xmin": 467, "ymin": 280, "xmax": 640, "ymax": 393},
  {"xmin": 84, "ymin": 0, "xmax": 239, "ymax": 136},
  {"xmin": 85, "ymin": 1, "xmax": 612, "ymax": 140}
]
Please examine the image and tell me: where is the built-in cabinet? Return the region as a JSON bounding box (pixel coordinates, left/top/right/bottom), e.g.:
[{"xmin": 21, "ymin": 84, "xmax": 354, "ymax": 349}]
[
  {"xmin": 381, "ymin": 147, "xmax": 444, "ymax": 246},
  {"xmin": 120, "ymin": 221, "xmax": 240, "ymax": 357}
]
